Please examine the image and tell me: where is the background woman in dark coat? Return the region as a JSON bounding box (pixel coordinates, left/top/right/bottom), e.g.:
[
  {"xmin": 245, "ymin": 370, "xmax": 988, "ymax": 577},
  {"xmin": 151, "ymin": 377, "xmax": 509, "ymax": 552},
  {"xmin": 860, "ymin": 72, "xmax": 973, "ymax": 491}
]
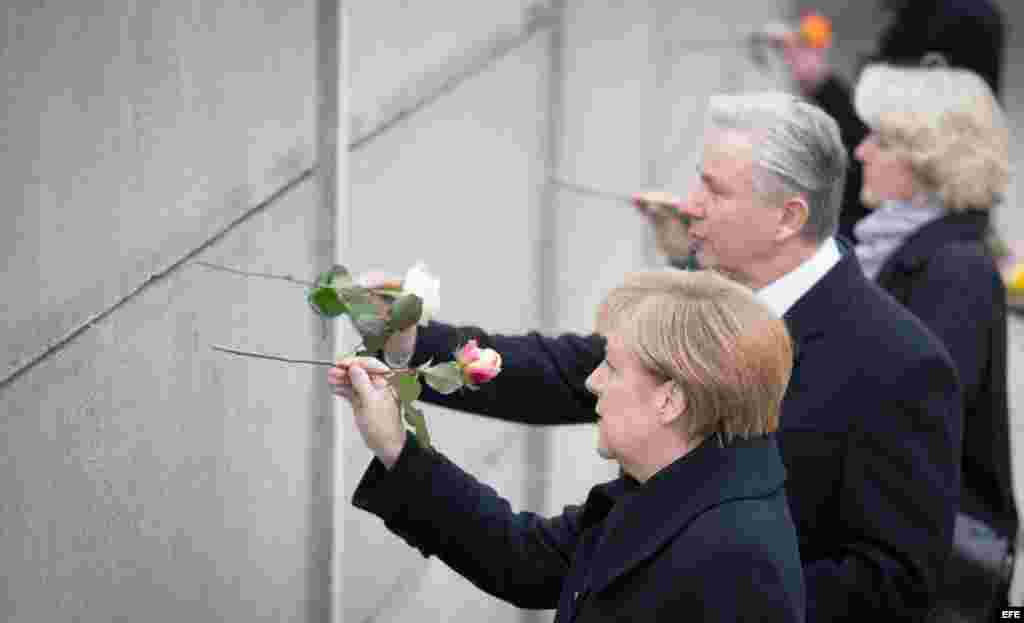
[
  {"xmin": 852, "ymin": 62, "xmax": 1017, "ymax": 620},
  {"xmin": 329, "ymin": 269, "xmax": 805, "ymax": 623}
]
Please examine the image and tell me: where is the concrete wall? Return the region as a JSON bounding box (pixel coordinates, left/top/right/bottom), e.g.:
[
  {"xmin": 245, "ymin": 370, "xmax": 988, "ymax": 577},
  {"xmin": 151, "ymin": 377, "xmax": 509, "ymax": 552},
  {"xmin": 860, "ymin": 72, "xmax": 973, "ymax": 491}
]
[
  {"xmin": 1, "ymin": 1, "xmax": 329, "ymax": 621},
  {"xmin": 342, "ymin": 4, "xmax": 548, "ymax": 622}
]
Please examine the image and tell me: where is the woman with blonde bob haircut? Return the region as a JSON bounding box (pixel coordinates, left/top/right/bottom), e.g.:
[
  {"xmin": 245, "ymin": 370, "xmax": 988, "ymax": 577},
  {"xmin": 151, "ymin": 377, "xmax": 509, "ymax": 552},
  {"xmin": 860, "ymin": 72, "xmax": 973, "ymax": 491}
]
[
  {"xmin": 331, "ymin": 269, "xmax": 805, "ymax": 622},
  {"xmin": 592, "ymin": 269, "xmax": 792, "ymax": 455},
  {"xmin": 852, "ymin": 62, "xmax": 1017, "ymax": 620}
]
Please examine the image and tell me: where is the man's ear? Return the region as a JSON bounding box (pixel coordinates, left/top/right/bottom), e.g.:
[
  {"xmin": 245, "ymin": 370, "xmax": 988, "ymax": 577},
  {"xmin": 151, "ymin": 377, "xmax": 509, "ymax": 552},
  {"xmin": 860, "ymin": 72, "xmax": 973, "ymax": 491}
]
[
  {"xmin": 777, "ymin": 196, "xmax": 810, "ymax": 241},
  {"xmin": 657, "ymin": 381, "xmax": 686, "ymax": 425}
]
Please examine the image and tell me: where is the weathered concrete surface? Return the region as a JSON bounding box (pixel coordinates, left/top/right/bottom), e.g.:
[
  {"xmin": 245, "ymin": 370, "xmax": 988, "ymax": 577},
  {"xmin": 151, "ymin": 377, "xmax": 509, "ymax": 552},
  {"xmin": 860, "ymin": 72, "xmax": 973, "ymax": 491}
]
[
  {"xmin": 348, "ymin": 0, "xmax": 544, "ymax": 148},
  {"xmin": 1, "ymin": 1, "xmax": 328, "ymax": 621},
  {"xmin": 341, "ymin": 27, "xmax": 551, "ymax": 623},
  {"xmin": 1, "ymin": 1, "xmax": 316, "ymax": 384},
  {"xmin": 0, "ymin": 178, "xmax": 333, "ymax": 622}
]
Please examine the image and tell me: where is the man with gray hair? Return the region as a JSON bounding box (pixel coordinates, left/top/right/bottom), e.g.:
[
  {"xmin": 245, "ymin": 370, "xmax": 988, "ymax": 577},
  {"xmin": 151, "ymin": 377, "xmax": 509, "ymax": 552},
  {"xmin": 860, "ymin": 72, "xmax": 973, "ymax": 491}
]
[{"xmin": 360, "ymin": 92, "xmax": 960, "ymax": 621}]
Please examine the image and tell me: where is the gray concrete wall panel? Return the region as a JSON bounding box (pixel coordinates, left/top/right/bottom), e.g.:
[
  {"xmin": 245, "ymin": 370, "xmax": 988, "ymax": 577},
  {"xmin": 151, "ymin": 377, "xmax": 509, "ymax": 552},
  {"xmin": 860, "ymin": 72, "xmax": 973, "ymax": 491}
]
[
  {"xmin": 1, "ymin": 1, "xmax": 316, "ymax": 383},
  {"xmin": 341, "ymin": 33, "xmax": 550, "ymax": 623},
  {"xmin": 348, "ymin": 0, "xmax": 542, "ymax": 146},
  {"xmin": 1, "ymin": 179, "xmax": 331, "ymax": 622},
  {"xmin": 555, "ymin": 2, "xmax": 660, "ymax": 199}
]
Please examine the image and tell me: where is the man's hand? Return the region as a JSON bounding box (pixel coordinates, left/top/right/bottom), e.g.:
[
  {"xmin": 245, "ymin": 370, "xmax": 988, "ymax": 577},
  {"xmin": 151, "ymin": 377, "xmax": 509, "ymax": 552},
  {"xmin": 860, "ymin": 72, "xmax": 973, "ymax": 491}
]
[
  {"xmin": 356, "ymin": 272, "xmax": 418, "ymax": 367},
  {"xmin": 633, "ymin": 192, "xmax": 693, "ymax": 259},
  {"xmin": 328, "ymin": 357, "xmax": 406, "ymax": 468}
]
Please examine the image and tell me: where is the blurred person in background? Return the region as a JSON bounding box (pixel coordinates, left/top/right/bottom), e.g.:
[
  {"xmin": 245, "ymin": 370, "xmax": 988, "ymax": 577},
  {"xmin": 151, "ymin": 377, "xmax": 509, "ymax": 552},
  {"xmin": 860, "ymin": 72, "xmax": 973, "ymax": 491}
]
[
  {"xmin": 332, "ymin": 270, "xmax": 805, "ymax": 622},
  {"xmin": 361, "ymin": 92, "xmax": 961, "ymax": 621},
  {"xmin": 776, "ymin": 0, "xmax": 1005, "ymax": 242},
  {"xmin": 852, "ymin": 62, "xmax": 1017, "ymax": 621}
]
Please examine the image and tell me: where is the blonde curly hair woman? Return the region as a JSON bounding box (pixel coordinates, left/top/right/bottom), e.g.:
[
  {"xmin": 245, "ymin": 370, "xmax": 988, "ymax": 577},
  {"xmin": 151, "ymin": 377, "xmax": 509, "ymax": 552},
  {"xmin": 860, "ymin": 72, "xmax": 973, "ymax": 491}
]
[{"xmin": 853, "ymin": 62, "xmax": 1016, "ymax": 621}]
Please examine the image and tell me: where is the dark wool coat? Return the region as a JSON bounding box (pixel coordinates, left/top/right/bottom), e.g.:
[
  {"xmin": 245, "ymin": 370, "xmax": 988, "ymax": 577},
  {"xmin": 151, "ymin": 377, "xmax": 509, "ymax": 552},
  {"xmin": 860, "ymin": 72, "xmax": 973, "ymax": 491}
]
[
  {"xmin": 876, "ymin": 211, "xmax": 1017, "ymax": 541},
  {"xmin": 354, "ymin": 433, "xmax": 805, "ymax": 623}
]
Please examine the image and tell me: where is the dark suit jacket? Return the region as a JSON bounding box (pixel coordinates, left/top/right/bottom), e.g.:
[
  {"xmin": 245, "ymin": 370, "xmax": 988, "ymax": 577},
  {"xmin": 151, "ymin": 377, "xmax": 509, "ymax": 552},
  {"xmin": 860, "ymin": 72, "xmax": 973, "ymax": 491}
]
[
  {"xmin": 411, "ymin": 251, "xmax": 961, "ymax": 622},
  {"xmin": 353, "ymin": 432, "xmax": 805, "ymax": 622},
  {"xmin": 811, "ymin": 0, "xmax": 1005, "ymax": 241},
  {"xmin": 875, "ymin": 211, "xmax": 1017, "ymax": 541}
]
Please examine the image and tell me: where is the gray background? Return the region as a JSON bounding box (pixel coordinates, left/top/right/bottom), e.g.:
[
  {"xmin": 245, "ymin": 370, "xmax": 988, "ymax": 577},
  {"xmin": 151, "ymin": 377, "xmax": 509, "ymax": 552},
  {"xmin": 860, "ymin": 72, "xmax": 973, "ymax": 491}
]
[{"xmin": 2, "ymin": 1, "xmax": 1022, "ymax": 621}]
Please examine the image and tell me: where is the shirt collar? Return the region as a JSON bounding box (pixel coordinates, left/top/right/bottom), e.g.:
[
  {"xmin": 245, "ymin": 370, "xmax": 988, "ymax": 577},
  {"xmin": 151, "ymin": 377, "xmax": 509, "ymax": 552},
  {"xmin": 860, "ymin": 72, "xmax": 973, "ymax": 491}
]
[{"xmin": 757, "ymin": 237, "xmax": 841, "ymax": 317}]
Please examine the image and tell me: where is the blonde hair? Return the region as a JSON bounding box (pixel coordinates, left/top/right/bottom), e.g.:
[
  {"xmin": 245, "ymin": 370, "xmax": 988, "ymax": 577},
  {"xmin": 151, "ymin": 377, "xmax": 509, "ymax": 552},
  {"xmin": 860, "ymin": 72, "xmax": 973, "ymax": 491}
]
[
  {"xmin": 854, "ymin": 63, "xmax": 1009, "ymax": 211},
  {"xmin": 596, "ymin": 269, "xmax": 793, "ymax": 442}
]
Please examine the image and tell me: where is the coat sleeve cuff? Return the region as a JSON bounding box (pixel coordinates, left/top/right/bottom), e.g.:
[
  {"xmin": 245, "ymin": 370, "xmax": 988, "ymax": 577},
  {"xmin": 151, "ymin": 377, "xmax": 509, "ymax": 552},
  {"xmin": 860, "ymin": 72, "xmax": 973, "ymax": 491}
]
[{"xmin": 351, "ymin": 432, "xmax": 439, "ymax": 556}]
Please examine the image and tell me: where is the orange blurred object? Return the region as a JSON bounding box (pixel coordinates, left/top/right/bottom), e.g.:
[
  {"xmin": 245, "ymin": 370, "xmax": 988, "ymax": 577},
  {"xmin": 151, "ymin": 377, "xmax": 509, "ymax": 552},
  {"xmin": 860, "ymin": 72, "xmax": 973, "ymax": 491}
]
[{"xmin": 799, "ymin": 12, "xmax": 832, "ymax": 49}]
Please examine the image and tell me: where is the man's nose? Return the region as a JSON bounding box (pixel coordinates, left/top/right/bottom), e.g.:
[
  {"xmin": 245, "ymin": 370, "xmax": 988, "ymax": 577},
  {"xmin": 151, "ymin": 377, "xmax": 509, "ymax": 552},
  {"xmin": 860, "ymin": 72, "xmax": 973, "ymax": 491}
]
[{"xmin": 854, "ymin": 140, "xmax": 868, "ymax": 162}]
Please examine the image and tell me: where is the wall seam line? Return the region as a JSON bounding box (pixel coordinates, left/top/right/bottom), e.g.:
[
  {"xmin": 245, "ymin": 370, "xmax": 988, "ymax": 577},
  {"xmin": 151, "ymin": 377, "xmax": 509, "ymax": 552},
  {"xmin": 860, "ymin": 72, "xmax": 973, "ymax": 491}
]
[
  {"xmin": 0, "ymin": 167, "xmax": 315, "ymax": 393},
  {"xmin": 348, "ymin": 4, "xmax": 558, "ymax": 152},
  {"xmin": 3, "ymin": 3, "xmax": 559, "ymax": 392}
]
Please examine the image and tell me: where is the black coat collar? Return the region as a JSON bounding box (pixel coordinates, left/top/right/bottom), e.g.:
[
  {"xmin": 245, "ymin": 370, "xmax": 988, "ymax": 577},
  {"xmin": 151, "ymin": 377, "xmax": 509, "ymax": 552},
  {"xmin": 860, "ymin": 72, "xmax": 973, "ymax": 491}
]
[
  {"xmin": 782, "ymin": 238, "xmax": 866, "ymax": 346},
  {"xmin": 582, "ymin": 435, "xmax": 786, "ymax": 596},
  {"xmin": 874, "ymin": 211, "xmax": 989, "ymax": 287}
]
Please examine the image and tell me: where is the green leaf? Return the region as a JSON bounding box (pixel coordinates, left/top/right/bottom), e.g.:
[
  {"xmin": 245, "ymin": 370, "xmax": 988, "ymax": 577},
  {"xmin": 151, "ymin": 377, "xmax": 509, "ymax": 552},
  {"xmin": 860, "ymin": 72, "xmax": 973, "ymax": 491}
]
[
  {"xmin": 390, "ymin": 371, "xmax": 422, "ymax": 404},
  {"xmin": 389, "ymin": 293, "xmax": 423, "ymax": 331},
  {"xmin": 361, "ymin": 333, "xmax": 389, "ymax": 354},
  {"xmin": 317, "ymin": 265, "xmax": 352, "ymax": 288},
  {"xmin": 403, "ymin": 403, "xmax": 431, "ymax": 450},
  {"xmin": 421, "ymin": 362, "xmax": 464, "ymax": 395},
  {"xmin": 339, "ymin": 287, "xmax": 379, "ymax": 318},
  {"xmin": 307, "ymin": 287, "xmax": 348, "ymax": 317}
]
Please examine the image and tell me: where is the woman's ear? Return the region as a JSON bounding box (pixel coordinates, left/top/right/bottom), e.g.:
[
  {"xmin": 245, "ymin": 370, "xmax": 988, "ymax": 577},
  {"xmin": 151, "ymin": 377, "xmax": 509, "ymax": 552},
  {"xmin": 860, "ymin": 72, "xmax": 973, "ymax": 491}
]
[{"xmin": 657, "ymin": 381, "xmax": 686, "ymax": 425}]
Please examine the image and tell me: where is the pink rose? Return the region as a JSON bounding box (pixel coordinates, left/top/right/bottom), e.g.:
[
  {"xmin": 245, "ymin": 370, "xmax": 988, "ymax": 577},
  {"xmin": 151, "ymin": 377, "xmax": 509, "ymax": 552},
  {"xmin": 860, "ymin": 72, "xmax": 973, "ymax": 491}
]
[
  {"xmin": 456, "ymin": 339, "xmax": 482, "ymax": 366},
  {"xmin": 463, "ymin": 348, "xmax": 502, "ymax": 385},
  {"xmin": 454, "ymin": 340, "xmax": 501, "ymax": 385}
]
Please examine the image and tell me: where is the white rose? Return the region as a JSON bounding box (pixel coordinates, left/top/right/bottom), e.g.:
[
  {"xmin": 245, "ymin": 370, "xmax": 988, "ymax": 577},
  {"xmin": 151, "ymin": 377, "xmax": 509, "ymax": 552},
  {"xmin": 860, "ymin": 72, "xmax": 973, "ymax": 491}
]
[{"xmin": 403, "ymin": 261, "xmax": 441, "ymax": 326}]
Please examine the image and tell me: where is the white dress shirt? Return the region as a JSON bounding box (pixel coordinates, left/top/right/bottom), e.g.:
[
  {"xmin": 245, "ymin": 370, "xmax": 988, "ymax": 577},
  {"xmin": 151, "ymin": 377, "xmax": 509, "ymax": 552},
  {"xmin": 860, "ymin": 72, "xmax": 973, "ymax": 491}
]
[{"xmin": 757, "ymin": 237, "xmax": 841, "ymax": 318}]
